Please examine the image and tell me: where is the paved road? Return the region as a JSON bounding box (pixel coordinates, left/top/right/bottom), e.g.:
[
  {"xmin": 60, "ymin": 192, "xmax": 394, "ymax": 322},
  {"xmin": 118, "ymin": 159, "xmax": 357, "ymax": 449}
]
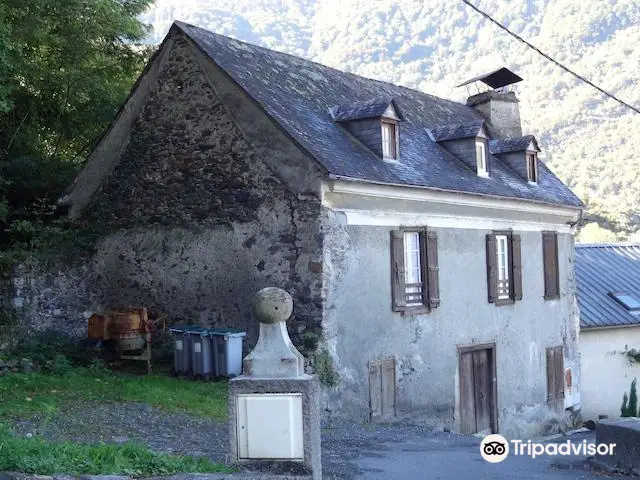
[{"xmin": 322, "ymin": 422, "xmax": 608, "ymax": 479}]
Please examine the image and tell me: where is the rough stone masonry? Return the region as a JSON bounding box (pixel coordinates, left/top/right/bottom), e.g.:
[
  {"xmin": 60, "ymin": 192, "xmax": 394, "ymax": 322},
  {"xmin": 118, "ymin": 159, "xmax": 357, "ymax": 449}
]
[{"xmin": 3, "ymin": 33, "xmax": 326, "ymax": 359}]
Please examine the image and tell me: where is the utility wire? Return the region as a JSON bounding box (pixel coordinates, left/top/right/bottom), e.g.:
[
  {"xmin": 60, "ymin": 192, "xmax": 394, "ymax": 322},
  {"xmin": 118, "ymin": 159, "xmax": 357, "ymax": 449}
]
[{"xmin": 460, "ymin": 0, "xmax": 640, "ymax": 115}]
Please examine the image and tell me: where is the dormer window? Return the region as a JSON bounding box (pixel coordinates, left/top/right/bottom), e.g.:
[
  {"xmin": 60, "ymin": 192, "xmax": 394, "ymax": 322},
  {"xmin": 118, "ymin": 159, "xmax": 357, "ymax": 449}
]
[
  {"xmin": 381, "ymin": 120, "xmax": 398, "ymax": 160},
  {"xmin": 475, "ymin": 140, "xmax": 488, "ymax": 177},
  {"xmin": 526, "ymin": 152, "xmax": 538, "ymax": 183}
]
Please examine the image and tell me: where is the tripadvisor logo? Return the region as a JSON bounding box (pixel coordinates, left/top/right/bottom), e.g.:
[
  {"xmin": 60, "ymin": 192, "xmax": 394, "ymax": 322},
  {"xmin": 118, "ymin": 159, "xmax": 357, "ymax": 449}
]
[
  {"xmin": 480, "ymin": 434, "xmax": 509, "ymax": 463},
  {"xmin": 480, "ymin": 434, "xmax": 617, "ymax": 463}
]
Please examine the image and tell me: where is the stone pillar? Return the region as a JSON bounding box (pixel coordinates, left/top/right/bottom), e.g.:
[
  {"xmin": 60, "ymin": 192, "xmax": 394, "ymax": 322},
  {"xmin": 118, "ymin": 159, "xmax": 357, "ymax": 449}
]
[{"xmin": 228, "ymin": 287, "xmax": 321, "ymax": 479}]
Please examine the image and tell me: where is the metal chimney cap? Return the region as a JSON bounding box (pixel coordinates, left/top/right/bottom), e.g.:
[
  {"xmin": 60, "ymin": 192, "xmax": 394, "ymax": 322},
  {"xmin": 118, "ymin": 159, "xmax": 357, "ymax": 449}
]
[{"xmin": 457, "ymin": 67, "xmax": 523, "ymax": 89}]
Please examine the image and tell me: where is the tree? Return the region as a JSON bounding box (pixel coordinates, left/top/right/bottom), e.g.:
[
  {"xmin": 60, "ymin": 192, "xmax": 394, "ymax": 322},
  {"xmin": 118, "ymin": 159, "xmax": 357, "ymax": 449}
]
[
  {"xmin": 0, "ymin": 0, "xmax": 154, "ymax": 247},
  {"xmin": 621, "ymin": 378, "xmax": 638, "ymax": 417},
  {"xmin": 577, "ymin": 222, "xmax": 619, "ymax": 244}
]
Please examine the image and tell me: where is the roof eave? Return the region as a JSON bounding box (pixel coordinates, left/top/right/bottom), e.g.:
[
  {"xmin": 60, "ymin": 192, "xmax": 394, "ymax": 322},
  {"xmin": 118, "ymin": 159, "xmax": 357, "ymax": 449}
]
[{"xmin": 327, "ymin": 174, "xmax": 584, "ymax": 213}]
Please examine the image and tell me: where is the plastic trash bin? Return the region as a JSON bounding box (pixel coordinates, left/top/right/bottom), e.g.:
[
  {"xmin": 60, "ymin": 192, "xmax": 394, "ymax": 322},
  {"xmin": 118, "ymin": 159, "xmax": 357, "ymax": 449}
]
[
  {"xmin": 209, "ymin": 328, "xmax": 247, "ymax": 378},
  {"xmin": 189, "ymin": 326, "xmax": 214, "ymax": 379},
  {"xmin": 169, "ymin": 324, "xmax": 192, "ymax": 376}
]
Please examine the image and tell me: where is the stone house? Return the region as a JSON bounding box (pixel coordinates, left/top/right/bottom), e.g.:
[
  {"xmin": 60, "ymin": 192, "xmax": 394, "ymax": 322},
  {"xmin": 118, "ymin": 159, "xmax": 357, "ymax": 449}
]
[
  {"xmin": 54, "ymin": 22, "xmax": 584, "ymax": 436},
  {"xmin": 575, "ymin": 244, "xmax": 640, "ymax": 421}
]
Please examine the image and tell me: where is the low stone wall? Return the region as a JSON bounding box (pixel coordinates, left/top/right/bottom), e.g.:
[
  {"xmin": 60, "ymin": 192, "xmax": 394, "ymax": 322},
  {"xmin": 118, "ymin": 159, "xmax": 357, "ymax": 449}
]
[{"xmin": 594, "ymin": 417, "xmax": 640, "ymax": 474}]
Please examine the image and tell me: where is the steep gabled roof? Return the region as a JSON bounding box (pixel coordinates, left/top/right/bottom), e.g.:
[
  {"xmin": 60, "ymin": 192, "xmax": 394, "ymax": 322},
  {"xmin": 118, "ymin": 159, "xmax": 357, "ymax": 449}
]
[
  {"xmin": 489, "ymin": 135, "xmax": 540, "ymax": 155},
  {"xmin": 428, "ymin": 120, "xmax": 485, "ymax": 142},
  {"xmin": 575, "ymin": 244, "xmax": 640, "ymax": 329},
  {"xmin": 177, "ymin": 22, "xmax": 582, "ymax": 209}
]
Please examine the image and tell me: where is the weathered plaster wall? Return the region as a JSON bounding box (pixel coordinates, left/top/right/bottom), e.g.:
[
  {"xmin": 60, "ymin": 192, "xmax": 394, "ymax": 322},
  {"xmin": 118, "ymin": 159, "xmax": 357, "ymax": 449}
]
[
  {"xmin": 322, "ymin": 213, "xmax": 580, "ymax": 438},
  {"xmin": 580, "ymin": 327, "xmax": 640, "ymax": 421},
  {"xmin": 7, "ymin": 31, "xmax": 325, "ymax": 354}
]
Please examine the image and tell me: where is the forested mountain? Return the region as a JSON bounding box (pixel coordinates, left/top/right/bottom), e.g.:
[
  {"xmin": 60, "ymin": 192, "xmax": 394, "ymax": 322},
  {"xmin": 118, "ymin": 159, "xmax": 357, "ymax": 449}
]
[{"xmin": 141, "ymin": 0, "xmax": 640, "ymax": 242}]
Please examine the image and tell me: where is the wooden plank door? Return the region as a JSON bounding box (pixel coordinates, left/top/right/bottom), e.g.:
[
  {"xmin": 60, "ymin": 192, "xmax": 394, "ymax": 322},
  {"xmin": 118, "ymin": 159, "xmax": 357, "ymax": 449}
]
[
  {"xmin": 459, "ymin": 345, "xmax": 497, "ymax": 434},
  {"xmin": 369, "ymin": 358, "xmax": 396, "ymax": 419},
  {"xmin": 459, "ymin": 351, "xmax": 477, "ymax": 434},
  {"xmin": 473, "ymin": 349, "xmax": 492, "ymax": 434},
  {"xmin": 546, "ymin": 346, "xmax": 564, "ymax": 411}
]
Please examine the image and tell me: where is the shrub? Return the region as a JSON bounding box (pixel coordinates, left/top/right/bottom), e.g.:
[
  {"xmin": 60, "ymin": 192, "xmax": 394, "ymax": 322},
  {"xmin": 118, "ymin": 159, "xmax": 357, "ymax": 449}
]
[
  {"xmin": 621, "ymin": 378, "xmax": 638, "ymax": 417},
  {"xmin": 9, "ymin": 330, "xmax": 97, "ymax": 372}
]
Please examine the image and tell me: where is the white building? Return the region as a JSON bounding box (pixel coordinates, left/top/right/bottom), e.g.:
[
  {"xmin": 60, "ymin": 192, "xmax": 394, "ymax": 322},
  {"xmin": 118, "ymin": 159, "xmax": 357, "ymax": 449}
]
[{"xmin": 576, "ymin": 244, "xmax": 640, "ymax": 421}]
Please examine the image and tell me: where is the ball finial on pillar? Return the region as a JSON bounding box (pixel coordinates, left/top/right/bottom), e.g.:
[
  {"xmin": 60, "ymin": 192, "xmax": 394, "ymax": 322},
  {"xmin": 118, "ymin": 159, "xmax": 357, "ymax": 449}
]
[
  {"xmin": 251, "ymin": 287, "xmax": 293, "ymax": 324},
  {"xmin": 243, "ymin": 287, "xmax": 304, "ymax": 378}
]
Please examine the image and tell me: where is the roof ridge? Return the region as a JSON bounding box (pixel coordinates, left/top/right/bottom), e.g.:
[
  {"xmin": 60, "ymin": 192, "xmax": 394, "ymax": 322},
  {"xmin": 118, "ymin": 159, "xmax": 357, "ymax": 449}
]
[{"xmin": 173, "ymin": 21, "xmax": 474, "ymax": 115}]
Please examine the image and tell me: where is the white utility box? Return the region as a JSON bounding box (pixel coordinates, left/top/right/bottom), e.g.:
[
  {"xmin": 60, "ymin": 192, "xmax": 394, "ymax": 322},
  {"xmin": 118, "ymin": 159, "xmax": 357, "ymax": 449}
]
[{"xmin": 236, "ymin": 393, "xmax": 304, "ymax": 459}]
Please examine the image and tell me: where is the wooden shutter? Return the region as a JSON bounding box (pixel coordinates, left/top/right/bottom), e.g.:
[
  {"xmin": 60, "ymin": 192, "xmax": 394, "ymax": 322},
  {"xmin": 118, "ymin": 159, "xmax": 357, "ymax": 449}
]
[
  {"xmin": 546, "ymin": 346, "xmax": 564, "ymax": 411},
  {"xmin": 368, "ymin": 361, "xmax": 382, "ymax": 419},
  {"xmin": 426, "ymin": 230, "xmax": 440, "ymax": 308},
  {"xmin": 511, "ymin": 234, "xmax": 523, "ymax": 301},
  {"xmin": 486, "ymin": 234, "xmax": 497, "ymax": 303},
  {"xmin": 369, "ymin": 358, "xmax": 396, "ymax": 419},
  {"xmin": 390, "ymin": 230, "xmax": 406, "ymax": 311},
  {"xmin": 542, "ymin": 232, "xmax": 560, "ymax": 299}
]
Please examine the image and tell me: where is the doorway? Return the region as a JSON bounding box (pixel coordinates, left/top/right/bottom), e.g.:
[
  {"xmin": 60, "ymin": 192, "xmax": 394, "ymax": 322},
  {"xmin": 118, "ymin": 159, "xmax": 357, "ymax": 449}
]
[{"xmin": 459, "ymin": 343, "xmax": 498, "ymax": 434}]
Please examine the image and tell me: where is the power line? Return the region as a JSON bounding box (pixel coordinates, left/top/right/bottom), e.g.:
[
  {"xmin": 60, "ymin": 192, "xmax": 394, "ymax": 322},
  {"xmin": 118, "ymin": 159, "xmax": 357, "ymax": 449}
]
[{"xmin": 460, "ymin": 0, "xmax": 640, "ymax": 115}]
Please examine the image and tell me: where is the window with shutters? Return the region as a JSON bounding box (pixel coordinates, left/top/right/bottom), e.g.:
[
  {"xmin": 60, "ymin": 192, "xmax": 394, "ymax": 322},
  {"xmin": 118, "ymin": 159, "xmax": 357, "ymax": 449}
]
[
  {"xmin": 391, "ymin": 228, "xmax": 440, "ymax": 314},
  {"xmin": 542, "ymin": 231, "xmax": 560, "ymax": 299},
  {"xmin": 486, "ymin": 232, "xmax": 522, "ymax": 305},
  {"xmin": 496, "ymin": 234, "xmax": 510, "ymax": 300}
]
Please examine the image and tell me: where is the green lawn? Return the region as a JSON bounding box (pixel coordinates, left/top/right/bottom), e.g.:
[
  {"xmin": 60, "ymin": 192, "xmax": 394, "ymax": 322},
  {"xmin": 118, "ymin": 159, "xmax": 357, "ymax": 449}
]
[
  {"xmin": 0, "ymin": 425, "xmax": 233, "ymax": 475},
  {"xmin": 0, "ymin": 368, "xmax": 228, "ymax": 420},
  {"xmin": 0, "ymin": 368, "xmax": 231, "ymax": 475}
]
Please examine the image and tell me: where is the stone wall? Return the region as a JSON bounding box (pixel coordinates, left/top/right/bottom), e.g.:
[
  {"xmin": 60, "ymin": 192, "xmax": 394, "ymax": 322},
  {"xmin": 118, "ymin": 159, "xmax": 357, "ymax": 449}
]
[{"xmin": 3, "ymin": 32, "xmax": 325, "ymax": 355}]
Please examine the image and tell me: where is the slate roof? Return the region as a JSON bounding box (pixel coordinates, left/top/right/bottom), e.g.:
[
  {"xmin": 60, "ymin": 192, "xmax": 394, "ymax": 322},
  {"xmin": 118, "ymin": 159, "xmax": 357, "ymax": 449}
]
[
  {"xmin": 489, "ymin": 135, "xmax": 540, "ymax": 155},
  {"xmin": 176, "ymin": 22, "xmax": 583, "ymax": 209},
  {"xmin": 575, "ymin": 244, "xmax": 640, "ymax": 329},
  {"xmin": 428, "ymin": 120, "xmax": 484, "ymax": 142},
  {"xmin": 329, "ymin": 98, "xmax": 399, "ymax": 122}
]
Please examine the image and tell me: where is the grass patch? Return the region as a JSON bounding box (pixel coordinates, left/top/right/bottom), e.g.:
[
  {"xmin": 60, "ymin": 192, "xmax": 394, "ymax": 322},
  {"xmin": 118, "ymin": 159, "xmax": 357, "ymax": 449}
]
[
  {"xmin": 0, "ymin": 368, "xmax": 228, "ymax": 420},
  {"xmin": 0, "ymin": 425, "xmax": 233, "ymax": 475}
]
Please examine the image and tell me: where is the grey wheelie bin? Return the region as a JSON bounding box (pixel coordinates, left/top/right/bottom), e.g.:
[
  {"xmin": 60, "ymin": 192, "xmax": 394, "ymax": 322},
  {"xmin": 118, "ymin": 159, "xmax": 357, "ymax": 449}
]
[
  {"xmin": 169, "ymin": 324, "xmax": 193, "ymax": 376},
  {"xmin": 209, "ymin": 328, "xmax": 246, "ymax": 377},
  {"xmin": 189, "ymin": 326, "xmax": 214, "ymax": 379}
]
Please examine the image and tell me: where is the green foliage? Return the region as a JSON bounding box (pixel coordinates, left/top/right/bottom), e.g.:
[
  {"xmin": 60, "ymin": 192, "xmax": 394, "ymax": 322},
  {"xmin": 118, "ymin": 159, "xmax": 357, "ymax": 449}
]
[
  {"xmin": 0, "ymin": 0, "xmax": 154, "ymax": 249},
  {"xmin": 313, "ymin": 348, "xmax": 340, "ymax": 387},
  {"xmin": 8, "ymin": 330, "xmax": 98, "ymax": 371},
  {"xmin": 0, "ymin": 368, "xmax": 228, "ymax": 421},
  {"xmin": 629, "ymin": 379, "xmax": 638, "ymax": 417},
  {"xmin": 621, "ymin": 378, "xmax": 639, "ymax": 417},
  {"xmin": 577, "ymin": 222, "xmax": 620, "ymax": 244},
  {"xmin": 0, "ymin": 424, "xmax": 232, "ymax": 475}
]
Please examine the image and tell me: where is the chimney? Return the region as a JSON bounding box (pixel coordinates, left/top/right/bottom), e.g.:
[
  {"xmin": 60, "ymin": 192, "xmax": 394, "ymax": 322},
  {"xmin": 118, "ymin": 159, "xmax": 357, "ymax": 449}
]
[{"xmin": 458, "ymin": 67, "xmax": 523, "ymax": 139}]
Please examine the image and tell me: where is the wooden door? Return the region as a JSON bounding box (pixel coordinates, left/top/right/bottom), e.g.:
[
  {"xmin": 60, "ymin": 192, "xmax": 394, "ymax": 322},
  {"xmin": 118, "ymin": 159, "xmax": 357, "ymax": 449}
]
[
  {"xmin": 546, "ymin": 346, "xmax": 564, "ymax": 411},
  {"xmin": 369, "ymin": 358, "xmax": 396, "ymax": 419},
  {"xmin": 459, "ymin": 345, "xmax": 497, "ymax": 434}
]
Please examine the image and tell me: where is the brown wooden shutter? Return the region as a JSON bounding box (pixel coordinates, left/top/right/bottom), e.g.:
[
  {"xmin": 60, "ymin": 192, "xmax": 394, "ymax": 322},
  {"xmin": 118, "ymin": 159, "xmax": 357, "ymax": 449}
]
[
  {"xmin": 369, "ymin": 358, "xmax": 396, "ymax": 419},
  {"xmin": 486, "ymin": 234, "xmax": 497, "ymax": 303},
  {"xmin": 546, "ymin": 346, "xmax": 564, "ymax": 411},
  {"xmin": 391, "ymin": 230, "xmax": 406, "ymax": 311},
  {"xmin": 511, "ymin": 234, "xmax": 523, "ymax": 301},
  {"xmin": 368, "ymin": 361, "xmax": 382, "ymax": 419},
  {"xmin": 542, "ymin": 232, "xmax": 560, "ymax": 299},
  {"xmin": 426, "ymin": 230, "xmax": 440, "ymax": 308}
]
